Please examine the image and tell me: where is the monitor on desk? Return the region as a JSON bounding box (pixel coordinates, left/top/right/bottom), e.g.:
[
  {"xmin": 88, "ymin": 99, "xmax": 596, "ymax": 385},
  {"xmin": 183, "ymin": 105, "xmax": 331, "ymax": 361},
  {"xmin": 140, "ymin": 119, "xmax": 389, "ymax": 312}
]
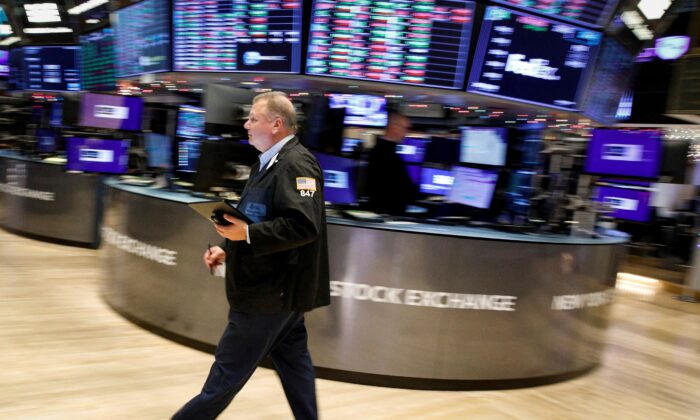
[
  {"xmin": 144, "ymin": 133, "xmax": 173, "ymax": 170},
  {"xmin": 65, "ymin": 137, "xmax": 130, "ymax": 174},
  {"xmin": 314, "ymin": 152, "xmax": 358, "ymax": 205},
  {"xmin": 448, "ymin": 167, "xmax": 499, "ymax": 209}
]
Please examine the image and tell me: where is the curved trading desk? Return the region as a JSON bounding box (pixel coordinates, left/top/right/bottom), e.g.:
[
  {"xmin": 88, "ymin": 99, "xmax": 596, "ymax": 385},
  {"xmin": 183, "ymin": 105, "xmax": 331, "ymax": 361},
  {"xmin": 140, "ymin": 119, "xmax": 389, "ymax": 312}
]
[
  {"xmin": 101, "ymin": 181, "xmax": 628, "ymax": 390},
  {"xmin": 0, "ymin": 151, "xmax": 103, "ymax": 248}
]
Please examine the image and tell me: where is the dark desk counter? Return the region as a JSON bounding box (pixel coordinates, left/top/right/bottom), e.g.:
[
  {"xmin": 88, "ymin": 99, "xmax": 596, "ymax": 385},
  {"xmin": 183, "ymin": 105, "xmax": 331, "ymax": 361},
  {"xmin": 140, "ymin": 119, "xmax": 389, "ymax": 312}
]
[
  {"xmin": 0, "ymin": 151, "xmax": 103, "ymax": 248},
  {"xmin": 101, "ymin": 181, "xmax": 628, "ymax": 389}
]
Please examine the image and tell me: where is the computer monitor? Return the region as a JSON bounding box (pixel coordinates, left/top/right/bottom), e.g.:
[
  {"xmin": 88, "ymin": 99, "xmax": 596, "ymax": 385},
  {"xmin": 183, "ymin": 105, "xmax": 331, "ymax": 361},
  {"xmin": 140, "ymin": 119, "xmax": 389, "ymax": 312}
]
[
  {"xmin": 144, "ymin": 133, "xmax": 173, "ymax": 169},
  {"xmin": 176, "ymin": 140, "xmax": 201, "ymax": 174},
  {"xmin": 594, "ymin": 185, "xmax": 652, "ymax": 222},
  {"xmin": 203, "ymin": 84, "xmax": 255, "ymax": 137},
  {"xmin": 448, "ymin": 167, "xmax": 499, "ymax": 209},
  {"xmin": 65, "ymin": 137, "xmax": 130, "ymax": 174},
  {"xmin": 0, "ymin": 50, "xmax": 8, "ymax": 77},
  {"xmin": 341, "ymin": 138, "xmax": 363, "ymax": 154},
  {"xmin": 459, "ymin": 127, "xmax": 509, "ymax": 166},
  {"xmin": 327, "ymin": 94, "xmax": 388, "ymax": 127},
  {"xmin": 492, "ymin": 0, "xmax": 619, "ymax": 28},
  {"xmin": 584, "ymin": 129, "xmax": 662, "ymax": 179},
  {"xmin": 79, "ymin": 93, "xmax": 144, "ymax": 131},
  {"xmin": 177, "ymin": 105, "xmax": 206, "ymax": 139},
  {"xmin": 424, "ymin": 137, "xmax": 461, "ymax": 165},
  {"xmin": 504, "ymin": 170, "xmax": 535, "ymax": 215},
  {"xmin": 35, "ymin": 128, "xmax": 57, "ymax": 154},
  {"xmin": 21, "ymin": 46, "xmax": 81, "ymax": 92},
  {"xmin": 80, "ymin": 27, "xmax": 116, "ymax": 91},
  {"xmin": 113, "ymin": 0, "xmax": 171, "ymax": 77},
  {"xmin": 314, "ymin": 152, "xmax": 358, "ymax": 205},
  {"xmin": 192, "ymin": 141, "xmax": 259, "ymax": 193},
  {"xmin": 419, "ymin": 167, "xmax": 455, "ymax": 195},
  {"xmin": 397, "ymin": 137, "xmax": 430, "ymax": 164}
]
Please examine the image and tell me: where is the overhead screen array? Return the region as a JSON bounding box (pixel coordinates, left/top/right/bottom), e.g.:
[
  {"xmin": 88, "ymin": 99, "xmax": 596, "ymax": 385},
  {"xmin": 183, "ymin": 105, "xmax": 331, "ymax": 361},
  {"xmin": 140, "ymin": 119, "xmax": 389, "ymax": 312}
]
[
  {"xmin": 306, "ymin": 0, "xmax": 476, "ymax": 89},
  {"xmin": 113, "ymin": 0, "xmax": 171, "ymax": 77},
  {"xmin": 173, "ymin": 0, "xmax": 303, "ymax": 73},
  {"xmin": 22, "ymin": 46, "xmax": 81, "ymax": 92},
  {"xmin": 80, "ymin": 28, "xmax": 116, "ymax": 91},
  {"xmin": 467, "ymin": 6, "xmax": 601, "ymax": 111}
]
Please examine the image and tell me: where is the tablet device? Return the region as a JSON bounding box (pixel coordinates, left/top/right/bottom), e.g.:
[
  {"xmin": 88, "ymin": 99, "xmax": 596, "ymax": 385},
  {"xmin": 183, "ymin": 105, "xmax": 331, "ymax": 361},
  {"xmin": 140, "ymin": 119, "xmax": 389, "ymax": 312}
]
[{"xmin": 188, "ymin": 200, "xmax": 254, "ymax": 225}]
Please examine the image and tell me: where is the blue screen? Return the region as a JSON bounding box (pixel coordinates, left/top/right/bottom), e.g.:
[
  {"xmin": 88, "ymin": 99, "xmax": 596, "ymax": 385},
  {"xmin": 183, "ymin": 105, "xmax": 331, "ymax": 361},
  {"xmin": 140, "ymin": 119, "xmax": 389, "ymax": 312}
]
[
  {"xmin": 419, "ymin": 167, "xmax": 454, "ymax": 195},
  {"xmin": 467, "ymin": 6, "xmax": 601, "ymax": 111},
  {"xmin": 314, "ymin": 152, "xmax": 357, "ymax": 205},
  {"xmin": 113, "ymin": 0, "xmax": 171, "ymax": 77},
  {"xmin": 66, "ymin": 137, "xmax": 130, "ymax": 174},
  {"xmin": 177, "ymin": 140, "xmax": 201, "ymax": 172},
  {"xmin": 594, "ymin": 185, "xmax": 652, "ymax": 222},
  {"xmin": 492, "ymin": 0, "xmax": 618, "ymax": 28},
  {"xmin": 584, "ymin": 129, "xmax": 662, "ymax": 179},
  {"xmin": 144, "ymin": 133, "xmax": 172, "ymax": 169},
  {"xmin": 35, "ymin": 128, "xmax": 56, "ymax": 154},
  {"xmin": 177, "ymin": 106, "xmax": 206, "ymax": 139},
  {"xmin": 397, "ymin": 137, "xmax": 430, "ymax": 164},
  {"xmin": 22, "ymin": 46, "xmax": 81, "ymax": 92}
]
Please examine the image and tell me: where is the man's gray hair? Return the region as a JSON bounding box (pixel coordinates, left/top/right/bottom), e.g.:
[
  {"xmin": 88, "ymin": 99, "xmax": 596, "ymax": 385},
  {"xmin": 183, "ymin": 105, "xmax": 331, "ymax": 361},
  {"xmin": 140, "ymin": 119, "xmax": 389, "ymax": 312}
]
[{"xmin": 253, "ymin": 91, "xmax": 298, "ymax": 133}]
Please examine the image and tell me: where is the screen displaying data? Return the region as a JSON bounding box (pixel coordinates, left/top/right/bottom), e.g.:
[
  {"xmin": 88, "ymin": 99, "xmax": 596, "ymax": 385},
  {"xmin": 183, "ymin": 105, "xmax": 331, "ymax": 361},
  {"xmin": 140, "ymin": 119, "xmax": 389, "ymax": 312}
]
[
  {"xmin": 467, "ymin": 6, "xmax": 601, "ymax": 110},
  {"xmin": 585, "ymin": 129, "xmax": 662, "ymax": 179},
  {"xmin": 173, "ymin": 0, "xmax": 302, "ymax": 73},
  {"xmin": 113, "ymin": 0, "xmax": 171, "ymax": 77},
  {"xmin": 0, "ymin": 50, "xmax": 8, "ymax": 77},
  {"xmin": 460, "ymin": 127, "xmax": 509, "ymax": 166},
  {"xmin": 8, "ymin": 48, "xmax": 24, "ymax": 90},
  {"xmin": 419, "ymin": 167, "xmax": 454, "ymax": 195},
  {"xmin": 79, "ymin": 93, "xmax": 144, "ymax": 131},
  {"xmin": 579, "ymin": 38, "xmax": 634, "ymax": 125},
  {"xmin": 448, "ymin": 166, "xmax": 499, "ymax": 209},
  {"xmin": 66, "ymin": 137, "xmax": 130, "ymax": 174},
  {"xmin": 22, "ymin": 46, "xmax": 81, "ymax": 92},
  {"xmin": 595, "ymin": 185, "xmax": 652, "ymax": 222},
  {"xmin": 176, "ymin": 106, "xmax": 207, "ymax": 139},
  {"xmin": 306, "ymin": 0, "xmax": 476, "ymax": 89},
  {"xmin": 80, "ymin": 28, "xmax": 116, "ymax": 91},
  {"xmin": 327, "ymin": 94, "xmax": 387, "ymax": 127},
  {"xmin": 314, "ymin": 152, "xmax": 358, "ymax": 204},
  {"xmin": 493, "ymin": 0, "xmax": 618, "ymax": 28}
]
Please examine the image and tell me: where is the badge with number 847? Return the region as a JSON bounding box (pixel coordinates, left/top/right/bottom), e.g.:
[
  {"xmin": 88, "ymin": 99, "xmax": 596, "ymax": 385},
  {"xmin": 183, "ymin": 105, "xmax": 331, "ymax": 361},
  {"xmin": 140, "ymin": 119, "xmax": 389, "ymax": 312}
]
[{"xmin": 300, "ymin": 190, "xmax": 315, "ymax": 197}]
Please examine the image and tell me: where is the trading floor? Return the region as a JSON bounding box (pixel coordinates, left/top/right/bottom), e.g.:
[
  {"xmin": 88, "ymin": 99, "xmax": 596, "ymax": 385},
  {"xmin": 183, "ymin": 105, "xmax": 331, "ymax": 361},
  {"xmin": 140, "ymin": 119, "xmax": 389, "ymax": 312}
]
[{"xmin": 1, "ymin": 229, "xmax": 698, "ymax": 420}]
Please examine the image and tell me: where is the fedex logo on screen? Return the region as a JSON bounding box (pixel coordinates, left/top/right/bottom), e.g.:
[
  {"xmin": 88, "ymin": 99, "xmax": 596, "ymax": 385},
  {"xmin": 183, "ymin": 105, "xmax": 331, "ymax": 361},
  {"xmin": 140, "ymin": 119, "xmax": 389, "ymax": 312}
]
[
  {"xmin": 79, "ymin": 149, "xmax": 114, "ymax": 163},
  {"xmin": 505, "ymin": 54, "xmax": 560, "ymax": 81},
  {"xmin": 601, "ymin": 144, "xmax": 643, "ymax": 162},
  {"xmin": 94, "ymin": 105, "xmax": 129, "ymax": 120}
]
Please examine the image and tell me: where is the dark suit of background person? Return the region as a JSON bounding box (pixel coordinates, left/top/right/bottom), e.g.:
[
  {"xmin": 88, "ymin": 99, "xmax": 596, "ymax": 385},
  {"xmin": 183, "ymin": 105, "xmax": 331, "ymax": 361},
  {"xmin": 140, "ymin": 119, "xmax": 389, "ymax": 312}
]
[
  {"xmin": 173, "ymin": 92, "xmax": 330, "ymax": 420},
  {"xmin": 366, "ymin": 113, "xmax": 418, "ymax": 215}
]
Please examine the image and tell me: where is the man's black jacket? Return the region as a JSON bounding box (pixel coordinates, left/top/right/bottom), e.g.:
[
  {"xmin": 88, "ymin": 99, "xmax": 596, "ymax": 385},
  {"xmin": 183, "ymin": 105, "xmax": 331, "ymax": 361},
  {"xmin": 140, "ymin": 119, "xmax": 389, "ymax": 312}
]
[{"xmin": 222, "ymin": 138, "xmax": 331, "ymax": 313}]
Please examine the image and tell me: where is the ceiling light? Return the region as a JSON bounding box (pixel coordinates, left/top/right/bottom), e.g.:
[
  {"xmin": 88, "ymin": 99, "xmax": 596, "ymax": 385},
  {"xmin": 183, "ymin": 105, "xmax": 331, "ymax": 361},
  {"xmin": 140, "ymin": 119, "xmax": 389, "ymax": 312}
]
[
  {"xmin": 24, "ymin": 3, "xmax": 61, "ymax": 23},
  {"xmin": 68, "ymin": 0, "xmax": 109, "ymax": 15},
  {"xmin": 638, "ymin": 0, "xmax": 672, "ymax": 20},
  {"xmin": 24, "ymin": 27, "xmax": 73, "ymax": 34},
  {"xmin": 0, "ymin": 36, "xmax": 21, "ymax": 46}
]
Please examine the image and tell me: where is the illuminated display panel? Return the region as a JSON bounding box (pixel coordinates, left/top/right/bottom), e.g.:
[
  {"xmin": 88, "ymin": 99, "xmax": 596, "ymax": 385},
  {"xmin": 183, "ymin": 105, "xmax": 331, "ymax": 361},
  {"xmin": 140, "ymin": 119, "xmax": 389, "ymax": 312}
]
[
  {"xmin": 9, "ymin": 48, "xmax": 24, "ymax": 90},
  {"xmin": 173, "ymin": 0, "xmax": 302, "ymax": 73},
  {"xmin": 493, "ymin": 0, "xmax": 619, "ymax": 28},
  {"xmin": 23, "ymin": 46, "xmax": 81, "ymax": 92},
  {"xmin": 80, "ymin": 28, "xmax": 116, "ymax": 91},
  {"xmin": 579, "ymin": 37, "xmax": 634, "ymax": 125},
  {"xmin": 306, "ymin": 0, "xmax": 476, "ymax": 89},
  {"xmin": 467, "ymin": 6, "xmax": 601, "ymax": 111},
  {"xmin": 113, "ymin": 0, "xmax": 171, "ymax": 77}
]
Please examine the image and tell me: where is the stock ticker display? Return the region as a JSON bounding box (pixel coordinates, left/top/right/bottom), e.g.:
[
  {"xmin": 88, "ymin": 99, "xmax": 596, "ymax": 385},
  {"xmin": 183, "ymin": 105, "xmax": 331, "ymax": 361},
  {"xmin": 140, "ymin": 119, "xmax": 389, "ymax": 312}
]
[
  {"xmin": 113, "ymin": 0, "xmax": 171, "ymax": 77},
  {"xmin": 80, "ymin": 28, "xmax": 116, "ymax": 91},
  {"xmin": 306, "ymin": 0, "xmax": 476, "ymax": 89},
  {"xmin": 173, "ymin": 0, "xmax": 302, "ymax": 73},
  {"xmin": 493, "ymin": 0, "xmax": 618, "ymax": 28},
  {"xmin": 467, "ymin": 6, "xmax": 601, "ymax": 111}
]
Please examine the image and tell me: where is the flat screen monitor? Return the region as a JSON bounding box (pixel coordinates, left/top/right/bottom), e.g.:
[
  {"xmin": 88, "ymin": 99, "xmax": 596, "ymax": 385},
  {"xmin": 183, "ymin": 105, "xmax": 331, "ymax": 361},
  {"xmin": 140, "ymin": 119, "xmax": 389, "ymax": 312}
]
[
  {"xmin": 0, "ymin": 50, "xmax": 8, "ymax": 77},
  {"xmin": 177, "ymin": 105, "xmax": 206, "ymax": 139},
  {"xmin": 203, "ymin": 84, "xmax": 255, "ymax": 137},
  {"xmin": 80, "ymin": 27, "xmax": 116, "ymax": 91},
  {"xmin": 306, "ymin": 0, "xmax": 476, "ymax": 89},
  {"xmin": 314, "ymin": 152, "xmax": 357, "ymax": 205},
  {"xmin": 424, "ymin": 137, "xmax": 461, "ymax": 165},
  {"xmin": 173, "ymin": 0, "xmax": 302, "ymax": 73},
  {"xmin": 177, "ymin": 140, "xmax": 201, "ymax": 173},
  {"xmin": 419, "ymin": 167, "xmax": 454, "ymax": 195},
  {"xmin": 467, "ymin": 6, "xmax": 601, "ymax": 111},
  {"xmin": 492, "ymin": 0, "xmax": 619, "ymax": 28},
  {"xmin": 35, "ymin": 128, "xmax": 57, "ymax": 154},
  {"xmin": 113, "ymin": 0, "xmax": 171, "ymax": 77},
  {"xmin": 65, "ymin": 137, "xmax": 130, "ymax": 174},
  {"xmin": 49, "ymin": 101, "xmax": 63, "ymax": 127},
  {"xmin": 8, "ymin": 48, "xmax": 24, "ymax": 90},
  {"xmin": 448, "ymin": 167, "xmax": 499, "ymax": 209},
  {"xmin": 144, "ymin": 133, "xmax": 172, "ymax": 169},
  {"xmin": 79, "ymin": 93, "xmax": 144, "ymax": 131},
  {"xmin": 579, "ymin": 37, "xmax": 635, "ymax": 125},
  {"xmin": 327, "ymin": 94, "xmax": 387, "ymax": 127},
  {"xmin": 460, "ymin": 127, "xmax": 509, "ymax": 166},
  {"xmin": 341, "ymin": 138, "xmax": 363, "ymax": 154},
  {"xmin": 397, "ymin": 137, "xmax": 430, "ymax": 164},
  {"xmin": 584, "ymin": 129, "xmax": 662, "ymax": 179},
  {"xmin": 594, "ymin": 185, "xmax": 652, "ymax": 222},
  {"xmin": 193, "ymin": 141, "xmax": 259, "ymax": 193},
  {"xmin": 22, "ymin": 46, "xmax": 81, "ymax": 92}
]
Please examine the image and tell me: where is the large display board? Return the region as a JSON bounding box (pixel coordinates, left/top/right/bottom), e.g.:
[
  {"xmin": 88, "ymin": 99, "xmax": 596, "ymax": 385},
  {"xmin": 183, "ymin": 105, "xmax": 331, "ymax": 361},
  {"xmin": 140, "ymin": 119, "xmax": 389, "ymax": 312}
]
[
  {"xmin": 467, "ymin": 6, "xmax": 601, "ymax": 110},
  {"xmin": 306, "ymin": 0, "xmax": 476, "ymax": 89},
  {"xmin": 113, "ymin": 0, "xmax": 171, "ymax": 77},
  {"xmin": 80, "ymin": 27, "xmax": 116, "ymax": 91},
  {"xmin": 23, "ymin": 46, "xmax": 81, "ymax": 92},
  {"xmin": 493, "ymin": 0, "xmax": 619, "ymax": 28},
  {"xmin": 173, "ymin": 0, "xmax": 302, "ymax": 73}
]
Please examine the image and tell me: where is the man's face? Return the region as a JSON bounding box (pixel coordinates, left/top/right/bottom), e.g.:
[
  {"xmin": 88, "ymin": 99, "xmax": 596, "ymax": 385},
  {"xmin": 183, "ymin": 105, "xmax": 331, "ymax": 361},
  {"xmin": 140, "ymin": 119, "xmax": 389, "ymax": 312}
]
[{"xmin": 244, "ymin": 101, "xmax": 277, "ymax": 152}]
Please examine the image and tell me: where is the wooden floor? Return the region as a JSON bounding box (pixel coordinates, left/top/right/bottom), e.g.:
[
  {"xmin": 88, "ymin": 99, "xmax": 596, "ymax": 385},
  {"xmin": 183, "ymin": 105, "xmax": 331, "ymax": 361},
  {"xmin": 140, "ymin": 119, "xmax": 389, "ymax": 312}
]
[{"xmin": 1, "ymin": 230, "xmax": 699, "ymax": 420}]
